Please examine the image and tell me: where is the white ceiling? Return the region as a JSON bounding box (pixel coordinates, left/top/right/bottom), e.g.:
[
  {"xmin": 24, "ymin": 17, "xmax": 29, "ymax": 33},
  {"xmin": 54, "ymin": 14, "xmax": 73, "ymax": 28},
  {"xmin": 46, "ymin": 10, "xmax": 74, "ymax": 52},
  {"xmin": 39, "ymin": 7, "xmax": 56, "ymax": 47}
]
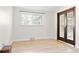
[{"xmin": 18, "ymin": 6, "xmax": 64, "ymax": 12}]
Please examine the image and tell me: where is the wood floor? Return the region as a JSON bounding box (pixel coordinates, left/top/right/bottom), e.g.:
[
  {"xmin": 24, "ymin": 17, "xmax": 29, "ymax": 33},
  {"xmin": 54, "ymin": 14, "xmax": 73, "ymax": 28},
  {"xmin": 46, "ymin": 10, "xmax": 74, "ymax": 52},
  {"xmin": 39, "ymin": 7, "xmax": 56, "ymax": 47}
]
[{"xmin": 12, "ymin": 39, "xmax": 79, "ymax": 53}]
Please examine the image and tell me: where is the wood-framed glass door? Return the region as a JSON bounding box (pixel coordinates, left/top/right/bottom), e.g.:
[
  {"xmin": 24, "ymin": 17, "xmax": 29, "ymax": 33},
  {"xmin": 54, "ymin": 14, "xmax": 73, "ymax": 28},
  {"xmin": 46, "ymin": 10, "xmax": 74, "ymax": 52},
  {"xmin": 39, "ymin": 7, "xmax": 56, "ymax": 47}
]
[
  {"xmin": 66, "ymin": 7, "xmax": 75, "ymax": 45},
  {"xmin": 57, "ymin": 7, "xmax": 76, "ymax": 45},
  {"xmin": 57, "ymin": 12, "xmax": 66, "ymax": 41}
]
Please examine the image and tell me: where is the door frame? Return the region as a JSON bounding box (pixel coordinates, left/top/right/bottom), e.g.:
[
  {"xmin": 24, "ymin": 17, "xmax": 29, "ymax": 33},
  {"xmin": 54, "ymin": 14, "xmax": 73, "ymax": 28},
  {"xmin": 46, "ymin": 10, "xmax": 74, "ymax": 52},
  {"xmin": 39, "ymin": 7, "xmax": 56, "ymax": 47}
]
[{"xmin": 57, "ymin": 7, "xmax": 76, "ymax": 46}]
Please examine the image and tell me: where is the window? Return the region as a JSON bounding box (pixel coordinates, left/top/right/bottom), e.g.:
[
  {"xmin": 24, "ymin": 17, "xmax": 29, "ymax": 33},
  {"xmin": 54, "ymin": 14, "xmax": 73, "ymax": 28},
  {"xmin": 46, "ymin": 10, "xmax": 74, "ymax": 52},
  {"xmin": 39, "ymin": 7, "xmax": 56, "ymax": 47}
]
[{"xmin": 20, "ymin": 11, "xmax": 44, "ymax": 25}]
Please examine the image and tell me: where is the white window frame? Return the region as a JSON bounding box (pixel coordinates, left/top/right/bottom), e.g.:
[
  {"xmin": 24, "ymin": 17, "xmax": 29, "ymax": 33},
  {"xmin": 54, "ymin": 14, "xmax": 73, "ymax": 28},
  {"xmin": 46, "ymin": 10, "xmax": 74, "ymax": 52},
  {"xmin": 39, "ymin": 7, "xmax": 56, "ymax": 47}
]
[{"xmin": 20, "ymin": 11, "xmax": 45, "ymax": 26}]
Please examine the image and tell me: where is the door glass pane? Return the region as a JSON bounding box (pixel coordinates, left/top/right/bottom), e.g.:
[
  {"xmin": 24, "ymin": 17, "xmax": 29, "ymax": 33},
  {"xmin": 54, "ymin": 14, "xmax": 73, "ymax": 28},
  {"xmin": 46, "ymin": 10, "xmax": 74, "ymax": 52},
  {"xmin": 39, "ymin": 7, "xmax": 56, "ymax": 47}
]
[
  {"xmin": 59, "ymin": 14, "xmax": 65, "ymax": 38},
  {"xmin": 67, "ymin": 11, "xmax": 73, "ymax": 40}
]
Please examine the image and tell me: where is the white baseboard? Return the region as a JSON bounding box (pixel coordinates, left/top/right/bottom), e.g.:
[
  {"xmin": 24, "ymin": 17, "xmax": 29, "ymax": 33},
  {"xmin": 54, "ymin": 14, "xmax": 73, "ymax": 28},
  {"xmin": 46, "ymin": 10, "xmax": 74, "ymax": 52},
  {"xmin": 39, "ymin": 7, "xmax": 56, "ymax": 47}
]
[{"xmin": 12, "ymin": 37, "xmax": 56, "ymax": 42}]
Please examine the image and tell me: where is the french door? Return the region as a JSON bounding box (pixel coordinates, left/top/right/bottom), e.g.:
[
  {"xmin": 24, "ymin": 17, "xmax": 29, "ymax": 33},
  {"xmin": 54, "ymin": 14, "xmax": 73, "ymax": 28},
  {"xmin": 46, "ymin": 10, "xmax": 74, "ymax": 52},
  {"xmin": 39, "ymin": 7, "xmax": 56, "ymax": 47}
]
[{"xmin": 57, "ymin": 7, "xmax": 76, "ymax": 45}]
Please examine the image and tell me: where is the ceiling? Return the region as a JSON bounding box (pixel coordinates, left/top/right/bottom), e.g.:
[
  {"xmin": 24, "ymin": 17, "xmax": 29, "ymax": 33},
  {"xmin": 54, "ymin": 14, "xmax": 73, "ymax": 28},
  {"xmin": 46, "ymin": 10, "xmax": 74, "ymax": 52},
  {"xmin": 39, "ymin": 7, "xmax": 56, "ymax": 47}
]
[{"xmin": 17, "ymin": 6, "xmax": 64, "ymax": 12}]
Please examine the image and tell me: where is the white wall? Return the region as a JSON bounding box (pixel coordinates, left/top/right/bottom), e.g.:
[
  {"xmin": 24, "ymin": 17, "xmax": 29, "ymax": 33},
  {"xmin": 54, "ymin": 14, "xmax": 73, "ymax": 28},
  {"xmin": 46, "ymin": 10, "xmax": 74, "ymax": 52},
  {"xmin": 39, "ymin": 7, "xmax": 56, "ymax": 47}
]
[
  {"xmin": 75, "ymin": 6, "xmax": 79, "ymax": 48},
  {"xmin": 0, "ymin": 6, "xmax": 75, "ymax": 45},
  {"xmin": 12, "ymin": 7, "xmax": 55, "ymax": 41},
  {"xmin": 0, "ymin": 6, "xmax": 13, "ymax": 46}
]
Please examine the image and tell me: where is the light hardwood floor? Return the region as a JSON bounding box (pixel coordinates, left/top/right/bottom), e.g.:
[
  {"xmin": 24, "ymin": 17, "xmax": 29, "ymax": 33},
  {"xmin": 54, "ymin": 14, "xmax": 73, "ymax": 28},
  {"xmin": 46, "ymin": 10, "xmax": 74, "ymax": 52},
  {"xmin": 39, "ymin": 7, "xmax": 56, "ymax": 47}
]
[{"xmin": 12, "ymin": 39, "xmax": 79, "ymax": 53}]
